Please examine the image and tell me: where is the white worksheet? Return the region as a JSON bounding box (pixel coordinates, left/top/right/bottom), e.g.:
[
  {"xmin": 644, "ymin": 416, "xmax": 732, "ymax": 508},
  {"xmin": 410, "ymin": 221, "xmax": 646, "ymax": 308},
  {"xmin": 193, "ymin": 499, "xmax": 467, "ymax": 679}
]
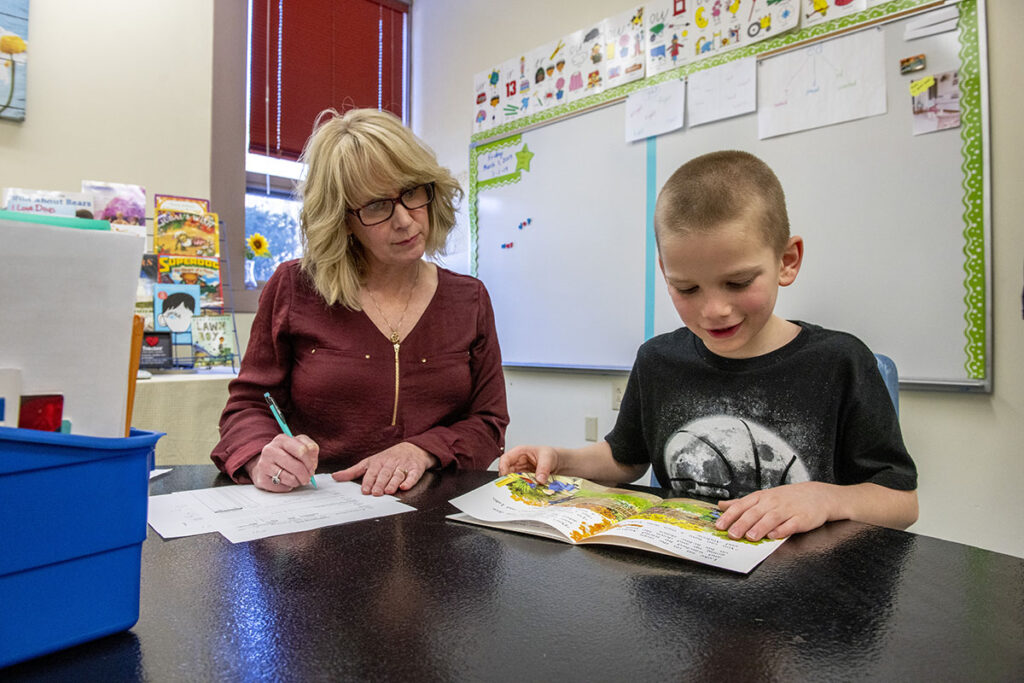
[{"xmin": 148, "ymin": 474, "xmax": 415, "ymax": 543}]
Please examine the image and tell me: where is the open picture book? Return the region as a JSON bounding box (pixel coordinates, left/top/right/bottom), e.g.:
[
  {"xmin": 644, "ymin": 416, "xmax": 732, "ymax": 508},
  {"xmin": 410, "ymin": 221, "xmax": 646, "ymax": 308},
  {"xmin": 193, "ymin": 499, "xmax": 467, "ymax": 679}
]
[{"xmin": 448, "ymin": 473, "xmax": 785, "ymax": 573}]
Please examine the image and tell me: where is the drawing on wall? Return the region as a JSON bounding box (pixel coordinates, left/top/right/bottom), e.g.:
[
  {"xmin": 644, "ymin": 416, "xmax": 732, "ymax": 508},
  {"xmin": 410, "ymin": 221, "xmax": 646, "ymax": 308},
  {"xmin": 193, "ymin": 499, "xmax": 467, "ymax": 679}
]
[
  {"xmin": 602, "ymin": 6, "xmax": 646, "ymax": 88},
  {"xmin": 757, "ymin": 28, "xmax": 886, "ymax": 139},
  {"xmin": 802, "ymin": 0, "xmax": 867, "ymax": 29},
  {"xmin": 0, "ymin": 0, "xmax": 29, "ymax": 122},
  {"xmin": 910, "ymin": 70, "xmax": 960, "ymax": 136},
  {"xmin": 645, "ymin": 0, "xmax": 691, "ymax": 77}
]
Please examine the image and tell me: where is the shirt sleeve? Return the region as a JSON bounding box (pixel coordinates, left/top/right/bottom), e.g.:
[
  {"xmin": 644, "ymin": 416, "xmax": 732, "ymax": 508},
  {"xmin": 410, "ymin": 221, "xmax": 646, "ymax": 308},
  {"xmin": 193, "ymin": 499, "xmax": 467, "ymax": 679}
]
[
  {"xmin": 404, "ymin": 281, "xmax": 509, "ymax": 470},
  {"xmin": 834, "ymin": 342, "xmax": 918, "ymax": 490},
  {"xmin": 209, "ymin": 266, "xmax": 296, "ymax": 481}
]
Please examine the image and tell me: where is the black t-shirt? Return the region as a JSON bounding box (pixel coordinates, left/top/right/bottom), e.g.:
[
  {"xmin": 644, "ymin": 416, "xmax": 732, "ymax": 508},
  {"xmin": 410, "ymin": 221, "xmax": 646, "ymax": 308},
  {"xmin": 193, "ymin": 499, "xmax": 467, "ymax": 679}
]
[{"xmin": 606, "ymin": 322, "xmax": 917, "ymax": 499}]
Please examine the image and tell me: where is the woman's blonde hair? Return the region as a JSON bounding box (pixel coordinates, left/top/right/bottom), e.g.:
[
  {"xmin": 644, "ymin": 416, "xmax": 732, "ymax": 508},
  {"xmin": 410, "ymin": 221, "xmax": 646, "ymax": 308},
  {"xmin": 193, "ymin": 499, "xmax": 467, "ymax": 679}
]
[{"xmin": 296, "ymin": 108, "xmax": 463, "ymax": 309}]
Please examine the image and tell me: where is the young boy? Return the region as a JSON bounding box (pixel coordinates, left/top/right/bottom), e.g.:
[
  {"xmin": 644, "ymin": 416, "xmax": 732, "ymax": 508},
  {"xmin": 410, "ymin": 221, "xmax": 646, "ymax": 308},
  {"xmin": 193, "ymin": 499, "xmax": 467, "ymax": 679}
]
[{"xmin": 500, "ymin": 151, "xmax": 918, "ymax": 542}]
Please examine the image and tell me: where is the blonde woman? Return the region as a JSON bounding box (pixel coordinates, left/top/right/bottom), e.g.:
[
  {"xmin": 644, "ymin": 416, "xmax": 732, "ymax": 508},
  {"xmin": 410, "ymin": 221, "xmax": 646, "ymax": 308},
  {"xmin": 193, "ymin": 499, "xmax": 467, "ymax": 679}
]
[{"xmin": 212, "ymin": 109, "xmax": 509, "ymax": 495}]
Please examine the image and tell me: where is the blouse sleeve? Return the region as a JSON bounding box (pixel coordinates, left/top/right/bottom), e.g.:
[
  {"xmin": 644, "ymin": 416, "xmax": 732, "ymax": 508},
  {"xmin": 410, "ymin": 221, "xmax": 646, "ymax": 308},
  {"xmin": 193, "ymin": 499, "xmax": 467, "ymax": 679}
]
[
  {"xmin": 404, "ymin": 281, "xmax": 509, "ymax": 470},
  {"xmin": 209, "ymin": 265, "xmax": 296, "ymax": 481}
]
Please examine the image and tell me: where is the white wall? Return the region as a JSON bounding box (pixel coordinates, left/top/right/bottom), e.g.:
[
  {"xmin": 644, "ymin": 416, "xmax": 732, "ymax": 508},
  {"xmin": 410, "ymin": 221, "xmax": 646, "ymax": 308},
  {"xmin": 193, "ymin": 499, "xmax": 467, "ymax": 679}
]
[
  {"xmin": 0, "ymin": 0, "xmax": 213, "ymax": 207},
  {"xmin": 412, "ymin": 0, "xmax": 1024, "ymax": 559}
]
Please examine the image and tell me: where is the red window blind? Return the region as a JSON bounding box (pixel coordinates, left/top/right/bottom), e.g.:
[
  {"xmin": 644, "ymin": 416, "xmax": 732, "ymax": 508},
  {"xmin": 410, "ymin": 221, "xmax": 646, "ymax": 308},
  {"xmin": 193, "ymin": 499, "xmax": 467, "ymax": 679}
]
[{"xmin": 250, "ymin": 0, "xmax": 408, "ymax": 161}]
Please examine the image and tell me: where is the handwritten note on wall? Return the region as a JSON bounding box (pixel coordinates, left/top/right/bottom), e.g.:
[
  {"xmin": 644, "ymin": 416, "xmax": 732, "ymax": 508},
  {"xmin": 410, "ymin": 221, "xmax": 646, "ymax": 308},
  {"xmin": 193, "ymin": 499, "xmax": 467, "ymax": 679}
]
[{"xmin": 625, "ymin": 79, "xmax": 685, "ymax": 142}]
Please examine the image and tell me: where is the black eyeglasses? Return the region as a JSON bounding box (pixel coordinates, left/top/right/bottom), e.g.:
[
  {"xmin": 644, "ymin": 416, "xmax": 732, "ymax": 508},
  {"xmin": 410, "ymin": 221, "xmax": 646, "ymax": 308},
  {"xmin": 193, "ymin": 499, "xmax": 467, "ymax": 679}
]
[{"xmin": 347, "ymin": 183, "xmax": 435, "ymax": 226}]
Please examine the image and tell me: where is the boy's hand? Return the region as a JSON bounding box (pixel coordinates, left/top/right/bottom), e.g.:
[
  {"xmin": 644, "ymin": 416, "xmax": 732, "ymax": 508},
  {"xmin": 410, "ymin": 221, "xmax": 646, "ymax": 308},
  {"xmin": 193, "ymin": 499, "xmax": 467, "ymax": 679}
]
[
  {"xmin": 716, "ymin": 481, "xmax": 839, "ymax": 541},
  {"xmin": 499, "ymin": 445, "xmax": 560, "ymax": 484}
]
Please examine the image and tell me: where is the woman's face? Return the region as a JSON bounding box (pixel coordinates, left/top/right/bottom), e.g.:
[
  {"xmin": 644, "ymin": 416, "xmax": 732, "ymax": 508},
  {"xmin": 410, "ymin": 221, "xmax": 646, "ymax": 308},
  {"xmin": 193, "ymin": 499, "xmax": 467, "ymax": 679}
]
[{"xmin": 347, "ymin": 186, "xmax": 431, "ymax": 271}]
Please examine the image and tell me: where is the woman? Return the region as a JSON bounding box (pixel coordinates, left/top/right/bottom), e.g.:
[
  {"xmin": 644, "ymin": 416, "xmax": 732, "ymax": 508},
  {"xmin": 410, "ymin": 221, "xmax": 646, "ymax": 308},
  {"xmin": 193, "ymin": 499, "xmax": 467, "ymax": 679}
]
[{"xmin": 211, "ymin": 108, "xmax": 509, "ymax": 496}]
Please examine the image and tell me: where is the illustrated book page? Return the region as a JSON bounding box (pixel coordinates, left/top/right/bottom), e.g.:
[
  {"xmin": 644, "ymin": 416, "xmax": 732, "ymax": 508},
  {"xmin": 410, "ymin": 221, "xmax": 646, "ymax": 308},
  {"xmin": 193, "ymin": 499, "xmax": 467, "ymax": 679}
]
[{"xmin": 448, "ymin": 473, "xmax": 784, "ymax": 573}]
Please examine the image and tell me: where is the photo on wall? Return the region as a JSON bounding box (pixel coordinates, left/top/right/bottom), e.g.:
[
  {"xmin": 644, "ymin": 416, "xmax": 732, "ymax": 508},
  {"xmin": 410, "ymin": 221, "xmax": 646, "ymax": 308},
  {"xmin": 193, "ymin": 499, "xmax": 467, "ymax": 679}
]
[{"xmin": 0, "ymin": 0, "xmax": 30, "ymax": 122}]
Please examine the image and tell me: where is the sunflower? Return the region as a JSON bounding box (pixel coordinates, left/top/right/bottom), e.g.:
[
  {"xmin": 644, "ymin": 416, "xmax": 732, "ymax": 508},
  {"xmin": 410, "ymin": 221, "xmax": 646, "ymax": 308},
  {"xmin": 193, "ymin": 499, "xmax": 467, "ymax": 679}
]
[{"xmin": 246, "ymin": 233, "xmax": 270, "ymax": 257}]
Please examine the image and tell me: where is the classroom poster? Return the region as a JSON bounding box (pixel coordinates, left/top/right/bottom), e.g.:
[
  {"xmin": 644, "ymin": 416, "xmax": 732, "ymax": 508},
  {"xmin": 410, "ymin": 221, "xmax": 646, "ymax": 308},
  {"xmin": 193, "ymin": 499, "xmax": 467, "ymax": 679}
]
[
  {"xmin": 626, "ymin": 78, "xmax": 685, "ymax": 142},
  {"xmin": 602, "ymin": 6, "xmax": 646, "ymax": 88},
  {"xmin": 756, "ymin": 28, "xmax": 886, "ymax": 139},
  {"xmin": 698, "ymin": 0, "xmax": 800, "ymax": 62},
  {"xmin": 561, "ymin": 24, "xmax": 606, "ymax": 104},
  {"xmin": 802, "ymin": 0, "xmax": 867, "ymax": 29},
  {"xmin": 687, "ymin": 56, "xmax": 756, "ymax": 127},
  {"xmin": 525, "ymin": 40, "xmax": 565, "ymax": 114},
  {"xmin": 472, "ymin": 68, "xmax": 500, "ymax": 134},
  {"xmin": 645, "ymin": 0, "xmax": 690, "ymax": 77},
  {"xmin": 492, "ymin": 57, "xmax": 524, "ymax": 126}
]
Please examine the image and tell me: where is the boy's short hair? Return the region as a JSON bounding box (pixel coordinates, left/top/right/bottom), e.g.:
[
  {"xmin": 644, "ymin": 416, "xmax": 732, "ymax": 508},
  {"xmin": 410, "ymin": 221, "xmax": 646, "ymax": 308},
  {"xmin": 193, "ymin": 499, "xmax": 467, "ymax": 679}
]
[{"xmin": 654, "ymin": 150, "xmax": 790, "ymax": 254}]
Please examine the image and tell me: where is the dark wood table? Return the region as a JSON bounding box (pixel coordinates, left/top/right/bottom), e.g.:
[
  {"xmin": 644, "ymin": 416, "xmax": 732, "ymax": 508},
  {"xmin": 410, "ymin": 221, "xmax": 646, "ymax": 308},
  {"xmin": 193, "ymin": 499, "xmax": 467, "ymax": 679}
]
[{"xmin": 5, "ymin": 466, "xmax": 1023, "ymax": 681}]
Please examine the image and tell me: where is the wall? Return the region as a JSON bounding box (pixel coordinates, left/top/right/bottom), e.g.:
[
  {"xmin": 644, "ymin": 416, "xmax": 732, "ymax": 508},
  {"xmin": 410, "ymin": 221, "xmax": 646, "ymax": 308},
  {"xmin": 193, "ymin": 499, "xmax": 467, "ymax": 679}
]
[
  {"xmin": 0, "ymin": 0, "xmax": 214, "ymax": 205},
  {"xmin": 411, "ymin": 0, "xmax": 1024, "ymax": 559}
]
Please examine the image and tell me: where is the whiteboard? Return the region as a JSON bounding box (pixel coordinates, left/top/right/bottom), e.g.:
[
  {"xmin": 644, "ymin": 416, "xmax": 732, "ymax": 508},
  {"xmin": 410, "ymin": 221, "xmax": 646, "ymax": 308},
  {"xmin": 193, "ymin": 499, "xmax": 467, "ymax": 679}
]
[
  {"xmin": 472, "ymin": 2, "xmax": 989, "ymax": 389},
  {"xmin": 476, "ymin": 104, "xmax": 648, "ymax": 369}
]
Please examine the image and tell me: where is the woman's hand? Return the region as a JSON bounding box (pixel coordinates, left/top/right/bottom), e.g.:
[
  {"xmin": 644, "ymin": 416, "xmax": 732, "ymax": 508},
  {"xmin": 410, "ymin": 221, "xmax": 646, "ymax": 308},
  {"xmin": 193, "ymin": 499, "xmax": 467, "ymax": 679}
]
[
  {"xmin": 245, "ymin": 433, "xmax": 320, "ymax": 492},
  {"xmin": 332, "ymin": 442, "xmax": 437, "ymax": 496}
]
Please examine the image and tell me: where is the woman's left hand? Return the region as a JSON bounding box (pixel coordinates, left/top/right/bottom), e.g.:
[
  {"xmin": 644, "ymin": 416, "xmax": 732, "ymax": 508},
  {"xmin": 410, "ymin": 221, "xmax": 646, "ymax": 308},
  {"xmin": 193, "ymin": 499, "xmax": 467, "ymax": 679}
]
[{"xmin": 331, "ymin": 442, "xmax": 437, "ymax": 496}]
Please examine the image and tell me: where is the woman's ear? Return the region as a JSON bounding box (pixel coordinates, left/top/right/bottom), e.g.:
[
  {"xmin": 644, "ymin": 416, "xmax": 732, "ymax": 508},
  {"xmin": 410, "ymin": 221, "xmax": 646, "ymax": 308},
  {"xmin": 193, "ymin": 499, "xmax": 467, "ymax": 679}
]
[{"xmin": 778, "ymin": 236, "xmax": 803, "ymax": 287}]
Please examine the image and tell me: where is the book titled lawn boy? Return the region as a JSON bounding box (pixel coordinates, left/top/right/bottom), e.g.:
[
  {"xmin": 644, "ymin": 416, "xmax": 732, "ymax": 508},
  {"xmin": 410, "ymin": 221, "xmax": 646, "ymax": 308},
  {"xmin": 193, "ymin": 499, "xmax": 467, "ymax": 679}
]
[{"xmin": 448, "ymin": 472, "xmax": 785, "ymax": 573}]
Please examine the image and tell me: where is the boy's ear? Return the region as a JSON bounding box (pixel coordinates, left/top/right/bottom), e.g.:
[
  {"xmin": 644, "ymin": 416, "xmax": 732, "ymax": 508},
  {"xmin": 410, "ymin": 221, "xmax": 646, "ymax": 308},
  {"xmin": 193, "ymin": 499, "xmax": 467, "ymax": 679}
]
[{"xmin": 778, "ymin": 236, "xmax": 803, "ymax": 287}]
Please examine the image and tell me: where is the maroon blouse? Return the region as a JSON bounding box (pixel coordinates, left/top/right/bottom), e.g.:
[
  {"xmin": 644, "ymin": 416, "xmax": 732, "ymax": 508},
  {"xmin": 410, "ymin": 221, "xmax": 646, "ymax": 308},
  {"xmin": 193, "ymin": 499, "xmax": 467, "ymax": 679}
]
[{"xmin": 211, "ymin": 260, "xmax": 509, "ymax": 480}]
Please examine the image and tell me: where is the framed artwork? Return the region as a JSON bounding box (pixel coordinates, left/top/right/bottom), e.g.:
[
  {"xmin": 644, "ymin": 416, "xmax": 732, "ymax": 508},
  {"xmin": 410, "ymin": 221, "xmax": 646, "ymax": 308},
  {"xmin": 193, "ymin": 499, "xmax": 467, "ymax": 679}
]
[{"xmin": 0, "ymin": 0, "xmax": 29, "ymax": 122}]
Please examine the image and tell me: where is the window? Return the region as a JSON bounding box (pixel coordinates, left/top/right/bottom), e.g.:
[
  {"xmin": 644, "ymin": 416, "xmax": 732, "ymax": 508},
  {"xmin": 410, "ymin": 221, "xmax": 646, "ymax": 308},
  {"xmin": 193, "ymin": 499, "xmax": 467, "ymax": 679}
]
[{"xmin": 235, "ymin": 0, "xmax": 410, "ymax": 297}]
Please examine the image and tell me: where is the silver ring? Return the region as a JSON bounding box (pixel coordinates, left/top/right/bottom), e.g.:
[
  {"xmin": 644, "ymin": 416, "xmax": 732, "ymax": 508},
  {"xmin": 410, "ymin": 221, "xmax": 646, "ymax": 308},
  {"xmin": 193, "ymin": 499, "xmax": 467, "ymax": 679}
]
[{"xmin": 272, "ymin": 468, "xmax": 282, "ymax": 485}]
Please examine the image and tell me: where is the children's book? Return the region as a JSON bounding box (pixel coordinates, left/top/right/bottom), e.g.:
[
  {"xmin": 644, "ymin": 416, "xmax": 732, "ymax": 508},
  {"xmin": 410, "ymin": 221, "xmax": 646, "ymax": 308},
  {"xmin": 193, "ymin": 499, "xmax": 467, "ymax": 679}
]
[
  {"xmin": 81, "ymin": 180, "xmax": 146, "ymax": 237},
  {"xmin": 157, "ymin": 255, "xmax": 223, "ymax": 309},
  {"xmin": 154, "ymin": 193, "xmax": 209, "ymax": 216},
  {"xmin": 154, "ymin": 210, "xmax": 219, "ymax": 257},
  {"xmin": 153, "ymin": 283, "xmax": 201, "ymax": 334},
  {"xmin": 191, "ymin": 314, "xmax": 236, "ymax": 368},
  {"xmin": 448, "ymin": 473, "xmax": 785, "ymax": 573},
  {"xmin": 2, "ymin": 188, "xmax": 94, "ymax": 217}
]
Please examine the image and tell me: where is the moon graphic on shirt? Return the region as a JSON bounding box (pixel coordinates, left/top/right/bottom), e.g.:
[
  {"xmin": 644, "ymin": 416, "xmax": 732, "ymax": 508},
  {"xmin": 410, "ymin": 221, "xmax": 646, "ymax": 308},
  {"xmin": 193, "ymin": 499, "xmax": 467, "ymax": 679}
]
[{"xmin": 662, "ymin": 415, "xmax": 810, "ymax": 499}]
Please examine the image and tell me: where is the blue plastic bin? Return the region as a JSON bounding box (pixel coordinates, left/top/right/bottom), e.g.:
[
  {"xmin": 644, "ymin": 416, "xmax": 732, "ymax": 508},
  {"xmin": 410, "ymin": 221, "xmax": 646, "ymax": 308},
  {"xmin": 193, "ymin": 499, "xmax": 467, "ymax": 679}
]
[{"xmin": 0, "ymin": 426, "xmax": 163, "ymax": 668}]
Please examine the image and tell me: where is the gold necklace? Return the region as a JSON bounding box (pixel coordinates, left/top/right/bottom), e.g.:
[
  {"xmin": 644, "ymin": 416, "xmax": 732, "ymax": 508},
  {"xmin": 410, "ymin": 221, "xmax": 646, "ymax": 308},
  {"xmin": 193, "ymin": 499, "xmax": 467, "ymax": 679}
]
[
  {"xmin": 365, "ymin": 263, "xmax": 420, "ymax": 426},
  {"xmin": 365, "ymin": 262, "xmax": 420, "ymax": 343}
]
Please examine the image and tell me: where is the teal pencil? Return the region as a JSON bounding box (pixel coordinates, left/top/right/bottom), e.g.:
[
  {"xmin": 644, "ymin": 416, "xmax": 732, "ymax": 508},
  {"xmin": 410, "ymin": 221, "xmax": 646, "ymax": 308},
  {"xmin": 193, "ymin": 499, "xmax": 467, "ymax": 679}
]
[{"xmin": 263, "ymin": 392, "xmax": 318, "ymax": 489}]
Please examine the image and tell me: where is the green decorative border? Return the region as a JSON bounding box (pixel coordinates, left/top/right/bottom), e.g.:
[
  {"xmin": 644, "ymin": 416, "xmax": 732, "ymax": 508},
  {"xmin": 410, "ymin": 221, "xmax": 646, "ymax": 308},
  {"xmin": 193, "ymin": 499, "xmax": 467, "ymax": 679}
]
[
  {"xmin": 469, "ymin": 135, "xmax": 522, "ymax": 274},
  {"xmin": 957, "ymin": 0, "xmax": 986, "ymax": 379},
  {"xmin": 469, "ymin": 0, "xmax": 989, "ymax": 381}
]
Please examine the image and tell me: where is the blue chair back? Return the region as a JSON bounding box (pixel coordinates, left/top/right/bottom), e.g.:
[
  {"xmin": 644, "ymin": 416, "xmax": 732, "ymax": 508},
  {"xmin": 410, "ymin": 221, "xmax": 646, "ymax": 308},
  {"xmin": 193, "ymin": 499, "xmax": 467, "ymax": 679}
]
[
  {"xmin": 874, "ymin": 353, "xmax": 900, "ymax": 416},
  {"xmin": 650, "ymin": 352, "xmax": 902, "ymax": 488}
]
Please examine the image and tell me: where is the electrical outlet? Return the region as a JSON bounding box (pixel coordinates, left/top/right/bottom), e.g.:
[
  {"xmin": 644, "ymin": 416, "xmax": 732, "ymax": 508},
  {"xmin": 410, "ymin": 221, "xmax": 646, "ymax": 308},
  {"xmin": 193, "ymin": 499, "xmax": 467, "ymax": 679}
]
[
  {"xmin": 612, "ymin": 377, "xmax": 627, "ymax": 411},
  {"xmin": 585, "ymin": 416, "xmax": 598, "ymax": 442}
]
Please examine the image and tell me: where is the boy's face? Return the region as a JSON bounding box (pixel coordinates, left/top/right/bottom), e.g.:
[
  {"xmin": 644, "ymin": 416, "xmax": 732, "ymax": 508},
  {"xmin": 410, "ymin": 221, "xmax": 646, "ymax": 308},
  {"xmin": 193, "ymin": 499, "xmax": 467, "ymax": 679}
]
[{"xmin": 658, "ymin": 220, "xmax": 802, "ymax": 359}]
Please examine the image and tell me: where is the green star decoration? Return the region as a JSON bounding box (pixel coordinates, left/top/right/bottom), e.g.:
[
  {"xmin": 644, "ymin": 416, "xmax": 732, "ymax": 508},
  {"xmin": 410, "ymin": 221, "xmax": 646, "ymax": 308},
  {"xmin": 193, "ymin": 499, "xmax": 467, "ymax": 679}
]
[{"xmin": 515, "ymin": 144, "xmax": 535, "ymax": 173}]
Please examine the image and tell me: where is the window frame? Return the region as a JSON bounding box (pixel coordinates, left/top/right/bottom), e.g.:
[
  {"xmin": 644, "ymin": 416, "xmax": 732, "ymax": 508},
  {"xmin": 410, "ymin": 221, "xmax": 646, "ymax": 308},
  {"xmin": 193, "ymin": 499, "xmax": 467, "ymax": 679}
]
[{"xmin": 211, "ymin": 0, "xmax": 412, "ymax": 313}]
